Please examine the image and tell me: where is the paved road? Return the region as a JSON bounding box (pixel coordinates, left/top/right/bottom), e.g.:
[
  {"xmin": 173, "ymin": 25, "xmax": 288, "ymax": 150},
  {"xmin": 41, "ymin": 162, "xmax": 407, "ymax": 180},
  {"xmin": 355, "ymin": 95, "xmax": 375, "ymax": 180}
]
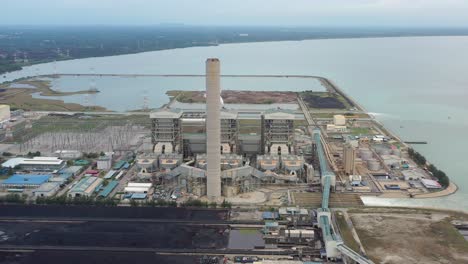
[{"xmin": 0, "ymin": 245, "xmax": 300, "ymax": 256}]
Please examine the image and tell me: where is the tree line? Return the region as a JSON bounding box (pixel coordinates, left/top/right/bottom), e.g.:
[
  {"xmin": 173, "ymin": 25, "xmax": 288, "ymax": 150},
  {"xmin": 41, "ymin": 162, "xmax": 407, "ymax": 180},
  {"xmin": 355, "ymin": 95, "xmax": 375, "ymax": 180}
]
[
  {"xmin": 408, "ymin": 148, "xmax": 449, "ymax": 188},
  {"xmin": 0, "ymin": 194, "xmax": 233, "ymax": 209}
]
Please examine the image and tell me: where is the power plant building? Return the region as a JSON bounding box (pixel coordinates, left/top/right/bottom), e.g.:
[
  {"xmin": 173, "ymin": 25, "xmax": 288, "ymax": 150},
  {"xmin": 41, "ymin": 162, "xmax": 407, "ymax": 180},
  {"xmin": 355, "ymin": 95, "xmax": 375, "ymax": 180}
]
[
  {"xmin": 150, "ymin": 109, "xmax": 183, "ymax": 154},
  {"xmin": 262, "ymin": 109, "xmax": 295, "ymax": 155},
  {"xmin": 146, "ymin": 58, "xmax": 307, "ymax": 198},
  {"xmin": 343, "ymin": 143, "xmax": 356, "ymax": 175}
]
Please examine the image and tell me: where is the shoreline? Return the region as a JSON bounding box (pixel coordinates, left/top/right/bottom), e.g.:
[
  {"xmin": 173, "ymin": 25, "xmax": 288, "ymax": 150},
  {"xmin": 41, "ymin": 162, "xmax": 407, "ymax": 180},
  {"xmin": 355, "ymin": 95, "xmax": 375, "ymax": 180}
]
[
  {"xmin": 0, "ymin": 78, "xmax": 108, "ymax": 112},
  {"xmin": 322, "ymin": 77, "xmax": 458, "ymax": 199},
  {"xmin": 3, "ymin": 34, "xmax": 468, "ymax": 81},
  {"xmin": 1, "ymin": 74, "xmax": 458, "ymax": 199}
]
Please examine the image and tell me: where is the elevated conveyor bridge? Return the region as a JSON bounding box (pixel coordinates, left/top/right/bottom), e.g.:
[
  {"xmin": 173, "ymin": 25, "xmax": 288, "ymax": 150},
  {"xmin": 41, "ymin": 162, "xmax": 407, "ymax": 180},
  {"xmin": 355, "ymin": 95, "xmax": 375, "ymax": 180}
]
[{"xmin": 313, "ymin": 129, "xmax": 374, "ymax": 264}]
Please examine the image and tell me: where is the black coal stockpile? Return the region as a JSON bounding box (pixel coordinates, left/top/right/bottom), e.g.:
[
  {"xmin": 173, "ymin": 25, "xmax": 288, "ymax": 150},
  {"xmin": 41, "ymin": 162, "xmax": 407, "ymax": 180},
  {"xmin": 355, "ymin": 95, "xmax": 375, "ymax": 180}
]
[{"xmin": 0, "ymin": 204, "xmax": 228, "ymax": 221}]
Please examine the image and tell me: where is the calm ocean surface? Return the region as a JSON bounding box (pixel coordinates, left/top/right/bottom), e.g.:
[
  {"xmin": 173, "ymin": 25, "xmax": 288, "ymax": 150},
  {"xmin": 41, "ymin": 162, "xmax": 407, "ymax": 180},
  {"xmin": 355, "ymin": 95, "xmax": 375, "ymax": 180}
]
[{"xmin": 2, "ymin": 36, "xmax": 468, "ymax": 212}]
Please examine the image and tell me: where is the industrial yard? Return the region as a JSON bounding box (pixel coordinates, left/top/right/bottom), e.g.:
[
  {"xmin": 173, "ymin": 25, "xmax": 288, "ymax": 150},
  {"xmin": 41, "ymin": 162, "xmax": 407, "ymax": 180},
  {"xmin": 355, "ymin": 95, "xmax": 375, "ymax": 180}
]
[{"xmin": 0, "ymin": 58, "xmax": 458, "ymax": 263}]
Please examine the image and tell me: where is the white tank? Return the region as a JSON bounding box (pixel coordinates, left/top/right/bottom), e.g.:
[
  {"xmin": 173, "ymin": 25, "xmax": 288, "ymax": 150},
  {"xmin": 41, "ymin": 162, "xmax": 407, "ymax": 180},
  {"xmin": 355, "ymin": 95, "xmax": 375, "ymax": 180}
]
[{"xmin": 367, "ymin": 159, "xmax": 381, "ymax": 171}]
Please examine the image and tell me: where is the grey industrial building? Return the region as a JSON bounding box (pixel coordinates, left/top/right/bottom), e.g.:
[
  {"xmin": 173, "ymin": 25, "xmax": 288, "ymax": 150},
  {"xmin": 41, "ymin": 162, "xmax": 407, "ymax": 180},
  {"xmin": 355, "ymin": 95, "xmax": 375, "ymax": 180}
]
[{"xmin": 147, "ymin": 59, "xmax": 305, "ymax": 198}]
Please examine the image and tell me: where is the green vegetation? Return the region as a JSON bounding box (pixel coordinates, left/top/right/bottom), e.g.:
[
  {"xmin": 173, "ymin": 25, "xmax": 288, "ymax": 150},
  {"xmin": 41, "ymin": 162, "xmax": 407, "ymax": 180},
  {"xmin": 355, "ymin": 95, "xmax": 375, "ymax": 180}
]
[
  {"xmin": 335, "ymin": 212, "xmax": 361, "ymax": 253},
  {"xmin": 0, "ymin": 194, "xmax": 27, "ymax": 204},
  {"xmin": 83, "ymin": 152, "xmax": 100, "ymax": 159},
  {"xmin": 144, "ymin": 199, "xmax": 178, "ymax": 207},
  {"xmin": 262, "ymin": 99, "xmax": 274, "ymax": 104},
  {"xmin": 350, "ymin": 127, "xmax": 371, "ymax": 135},
  {"xmin": 35, "ymin": 195, "xmax": 118, "ymax": 206},
  {"xmin": 175, "ymin": 91, "xmax": 200, "ymax": 103},
  {"xmin": 0, "ymin": 79, "xmax": 105, "ymax": 112},
  {"xmin": 300, "ymin": 91, "xmax": 351, "ymax": 109},
  {"xmin": 238, "ymin": 228, "xmax": 259, "ymax": 234},
  {"xmin": 180, "ymin": 198, "xmax": 232, "ymax": 208},
  {"xmin": 408, "ymin": 148, "xmax": 450, "ymax": 187},
  {"xmin": 430, "ymin": 220, "xmax": 468, "ymax": 252},
  {"xmin": 26, "ymin": 151, "xmax": 41, "ymax": 157}
]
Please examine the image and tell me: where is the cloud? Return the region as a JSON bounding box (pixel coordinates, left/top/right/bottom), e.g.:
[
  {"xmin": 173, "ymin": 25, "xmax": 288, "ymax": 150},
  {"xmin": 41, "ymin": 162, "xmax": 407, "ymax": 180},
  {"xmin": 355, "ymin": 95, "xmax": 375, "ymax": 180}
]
[{"xmin": 2, "ymin": 0, "xmax": 468, "ymax": 26}]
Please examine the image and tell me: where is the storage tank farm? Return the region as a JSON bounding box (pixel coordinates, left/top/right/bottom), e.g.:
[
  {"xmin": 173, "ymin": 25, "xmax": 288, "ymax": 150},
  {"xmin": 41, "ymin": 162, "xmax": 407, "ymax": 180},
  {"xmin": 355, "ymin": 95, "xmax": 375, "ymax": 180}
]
[{"xmin": 205, "ymin": 58, "xmax": 222, "ymax": 199}]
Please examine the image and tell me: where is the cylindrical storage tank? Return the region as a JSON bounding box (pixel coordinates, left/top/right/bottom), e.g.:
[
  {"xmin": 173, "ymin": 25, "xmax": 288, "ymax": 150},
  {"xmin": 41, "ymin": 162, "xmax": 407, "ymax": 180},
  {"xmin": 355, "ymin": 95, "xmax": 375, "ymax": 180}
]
[
  {"xmin": 289, "ymin": 230, "xmax": 301, "ymax": 238},
  {"xmin": 367, "ymin": 159, "xmax": 381, "ymax": 171},
  {"xmin": 301, "ymin": 230, "xmax": 315, "ymax": 238},
  {"xmin": 359, "ymin": 149, "xmax": 373, "ymax": 160}
]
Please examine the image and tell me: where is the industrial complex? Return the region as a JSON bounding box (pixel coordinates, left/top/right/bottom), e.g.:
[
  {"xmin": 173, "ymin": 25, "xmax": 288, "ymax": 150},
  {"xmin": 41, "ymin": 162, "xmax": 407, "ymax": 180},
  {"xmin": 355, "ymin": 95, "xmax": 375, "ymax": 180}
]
[{"xmin": 0, "ymin": 59, "xmax": 457, "ymax": 264}]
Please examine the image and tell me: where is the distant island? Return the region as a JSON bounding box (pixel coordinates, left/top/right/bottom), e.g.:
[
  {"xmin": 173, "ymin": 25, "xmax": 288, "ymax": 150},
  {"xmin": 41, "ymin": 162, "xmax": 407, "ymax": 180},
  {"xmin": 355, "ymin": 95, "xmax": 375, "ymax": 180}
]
[{"xmin": 2, "ymin": 25, "xmax": 468, "ymax": 75}]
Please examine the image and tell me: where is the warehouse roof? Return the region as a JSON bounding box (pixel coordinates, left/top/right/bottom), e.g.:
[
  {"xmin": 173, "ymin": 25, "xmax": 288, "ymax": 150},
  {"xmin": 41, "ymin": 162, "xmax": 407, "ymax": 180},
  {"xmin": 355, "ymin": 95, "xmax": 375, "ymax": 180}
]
[
  {"xmin": 21, "ymin": 157, "xmax": 63, "ymax": 165},
  {"xmin": 98, "ymin": 180, "xmax": 119, "ymax": 197},
  {"xmin": 131, "ymin": 193, "xmax": 147, "ymax": 199},
  {"xmin": 59, "ymin": 166, "xmax": 83, "ymax": 175},
  {"xmin": 220, "ymin": 110, "xmax": 238, "ymax": 119},
  {"xmin": 150, "ymin": 108, "xmax": 183, "ymax": 119},
  {"xmin": 70, "ymin": 177, "xmax": 100, "ymax": 193},
  {"xmin": 33, "ymin": 182, "xmax": 60, "ymax": 193},
  {"xmin": 127, "ymin": 182, "xmax": 153, "ymax": 188},
  {"xmin": 2, "ymin": 174, "xmax": 51, "ymax": 186},
  {"xmin": 1, "ymin": 157, "xmax": 25, "ymax": 168},
  {"xmin": 262, "ymin": 211, "xmax": 280, "ymax": 220},
  {"xmin": 2, "ymin": 157, "xmax": 64, "ymax": 168},
  {"xmin": 421, "ymin": 178, "xmax": 442, "ymax": 189},
  {"xmin": 103, "ymin": 170, "xmax": 116, "ymax": 179},
  {"xmin": 113, "ymin": 160, "xmax": 127, "ymax": 170},
  {"xmin": 263, "ymin": 109, "xmax": 295, "ymax": 120}
]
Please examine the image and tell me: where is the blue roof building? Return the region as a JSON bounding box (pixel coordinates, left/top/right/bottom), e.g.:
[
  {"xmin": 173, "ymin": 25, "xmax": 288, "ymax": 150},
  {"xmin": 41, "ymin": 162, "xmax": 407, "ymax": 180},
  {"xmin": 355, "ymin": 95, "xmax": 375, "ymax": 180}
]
[
  {"xmin": 1, "ymin": 174, "xmax": 51, "ymax": 188},
  {"xmin": 262, "ymin": 211, "xmax": 280, "ymax": 220},
  {"xmin": 98, "ymin": 180, "xmax": 119, "ymax": 198}
]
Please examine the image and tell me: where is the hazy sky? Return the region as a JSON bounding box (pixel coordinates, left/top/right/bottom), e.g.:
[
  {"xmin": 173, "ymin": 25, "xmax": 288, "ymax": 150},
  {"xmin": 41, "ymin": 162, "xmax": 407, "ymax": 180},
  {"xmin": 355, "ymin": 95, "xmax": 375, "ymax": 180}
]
[{"xmin": 3, "ymin": 0, "xmax": 468, "ymax": 27}]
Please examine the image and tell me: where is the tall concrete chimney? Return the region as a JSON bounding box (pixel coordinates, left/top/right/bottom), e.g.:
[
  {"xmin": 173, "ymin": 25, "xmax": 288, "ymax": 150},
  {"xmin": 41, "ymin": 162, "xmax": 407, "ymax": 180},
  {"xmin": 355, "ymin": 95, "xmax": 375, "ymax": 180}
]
[{"xmin": 206, "ymin": 58, "xmax": 222, "ymax": 199}]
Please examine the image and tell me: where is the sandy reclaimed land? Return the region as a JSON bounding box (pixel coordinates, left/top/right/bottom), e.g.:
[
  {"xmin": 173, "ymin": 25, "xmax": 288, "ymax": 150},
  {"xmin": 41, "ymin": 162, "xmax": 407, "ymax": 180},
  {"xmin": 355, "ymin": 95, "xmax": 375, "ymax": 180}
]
[
  {"xmin": 413, "ymin": 181, "xmax": 458, "ymax": 198},
  {"xmin": 349, "ymin": 208, "xmax": 468, "ymax": 264}
]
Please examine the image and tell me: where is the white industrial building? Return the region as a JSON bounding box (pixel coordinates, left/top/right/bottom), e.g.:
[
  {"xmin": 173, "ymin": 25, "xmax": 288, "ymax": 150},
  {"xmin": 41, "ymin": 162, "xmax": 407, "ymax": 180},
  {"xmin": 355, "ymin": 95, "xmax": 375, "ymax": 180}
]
[
  {"xmin": 68, "ymin": 177, "xmax": 102, "ymax": 198},
  {"xmin": 124, "ymin": 182, "xmax": 152, "ymax": 193},
  {"xmin": 150, "ymin": 108, "xmax": 183, "ymax": 154},
  {"xmin": 333, "ymin": 115, "xmax": 346, "ymax": 126},
  {"xmin": 54, "ymin": 150, "xmax": 82, "ymax": 159},
  {"xmin": 33, "ymin": 182, "xmax": 61, "ymax": 197},
  {"xmin": 97, "ymin": 155, "xmax": 112, "ymax": 170},
  {"xmin": 0, "ymin": 105, "xmax": 10, "ymax": 123},
  {"xmin": 263, "ymin": 109, "xmax": 295, "ymax": 155},
  {"xmin": 326, "ymin": 124, "xmax": 347, "ymax": 133},
  {"xmin": 2, "ymin": 157, "xmax": 65, "ymax": 172}
]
